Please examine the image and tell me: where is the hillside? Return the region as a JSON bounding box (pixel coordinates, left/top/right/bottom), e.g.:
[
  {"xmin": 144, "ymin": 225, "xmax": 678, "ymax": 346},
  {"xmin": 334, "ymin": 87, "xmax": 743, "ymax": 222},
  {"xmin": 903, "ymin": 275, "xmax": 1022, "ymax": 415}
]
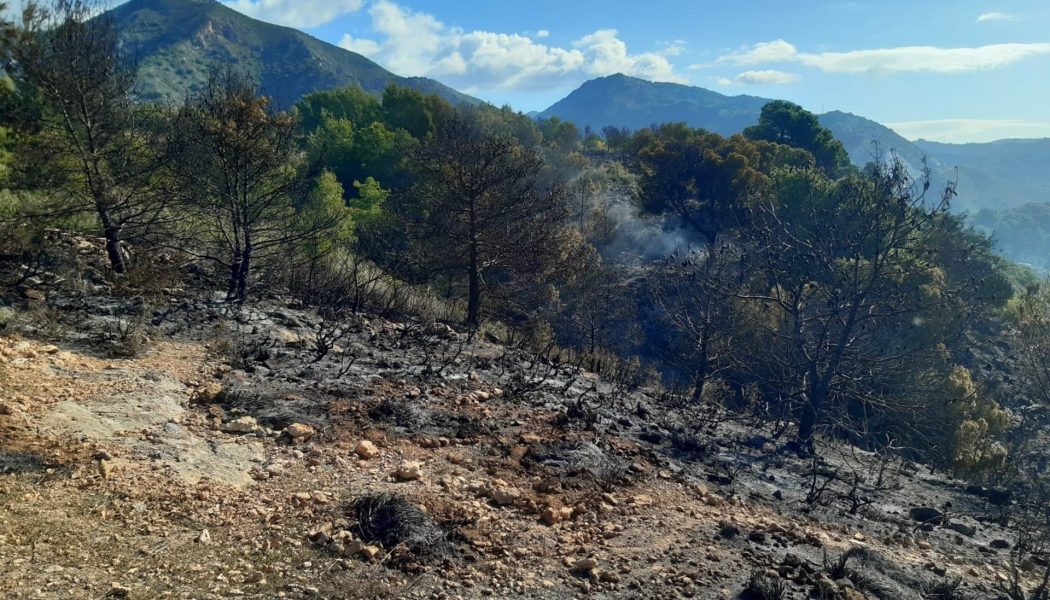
[
  {"xmin": 0, "ymin": 238, "xmax": 1028, "ymax": 599},
  {"xmin": 539, "ymin": 74, "xmax": 770, "ymax": 137},
  {"xmin": 108, "ymin": 0, "xmax": 478, "ymax": 106},
  {"xmin": 540, "ymin": 74, "xmax": 1050, "ymax": 213},
  {"xmin": 916, "ymin": 139, "xmax": 1050, "ymax": 209}
]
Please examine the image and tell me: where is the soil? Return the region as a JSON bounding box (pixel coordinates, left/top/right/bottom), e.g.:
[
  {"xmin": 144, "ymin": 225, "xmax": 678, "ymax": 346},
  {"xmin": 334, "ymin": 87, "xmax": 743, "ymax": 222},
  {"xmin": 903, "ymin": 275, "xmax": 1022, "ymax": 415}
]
[{"xmin": 0, "ymin": 293, "xmax": 1029, "ymax": 599}]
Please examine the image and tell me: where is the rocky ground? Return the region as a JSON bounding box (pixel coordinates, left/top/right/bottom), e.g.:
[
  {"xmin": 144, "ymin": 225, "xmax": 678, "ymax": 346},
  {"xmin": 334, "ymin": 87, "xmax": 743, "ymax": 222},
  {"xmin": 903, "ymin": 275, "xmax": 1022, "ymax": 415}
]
[{"xmin": 0, "ymin": 274, "xmax": 1034, "ymax": 599}]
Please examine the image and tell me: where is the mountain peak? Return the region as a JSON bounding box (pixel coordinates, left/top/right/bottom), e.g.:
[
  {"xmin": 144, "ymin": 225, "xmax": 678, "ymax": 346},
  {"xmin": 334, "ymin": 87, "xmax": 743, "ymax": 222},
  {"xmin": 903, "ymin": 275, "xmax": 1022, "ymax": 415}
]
[
  {"xmin": 540, "ymin": 75, "xmax": 766, "ymax": 136},
  {"xmin": 107, "ymin": 0, "xmax": 477, "ymax": 106}
]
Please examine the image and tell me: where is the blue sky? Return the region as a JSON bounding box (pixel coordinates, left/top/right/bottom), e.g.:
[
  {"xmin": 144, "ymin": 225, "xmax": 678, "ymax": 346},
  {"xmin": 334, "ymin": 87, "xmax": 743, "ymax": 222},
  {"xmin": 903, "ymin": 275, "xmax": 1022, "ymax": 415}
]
[{"xmin": 10, "ymin": 0, "xmax": 1050, "ymax": 142}]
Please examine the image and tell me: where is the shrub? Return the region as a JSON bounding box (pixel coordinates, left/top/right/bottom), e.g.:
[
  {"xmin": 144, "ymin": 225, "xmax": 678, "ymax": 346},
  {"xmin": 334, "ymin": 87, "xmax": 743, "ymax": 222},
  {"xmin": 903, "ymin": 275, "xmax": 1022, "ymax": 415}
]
[
  {"xmin": 351, "ymin": 494, "xmax": 452, "ymax": 560},
  {"xmin": 741, "ymin": 570, "xmax": 786, "ymax": 600}
]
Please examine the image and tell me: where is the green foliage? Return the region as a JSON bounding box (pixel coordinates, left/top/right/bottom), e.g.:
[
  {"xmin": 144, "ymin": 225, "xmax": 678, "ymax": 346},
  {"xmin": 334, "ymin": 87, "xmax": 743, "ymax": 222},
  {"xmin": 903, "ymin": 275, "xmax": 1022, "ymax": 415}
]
[
  {"xmin": 457, "ymin": 103, "xmax": 543, "ymax": 147},
  {"xmin": 972, "ymin": 203, "xmax": 1050, "ymax": 271},
  {"xmin": 945, "ymin": 366, "xmax": 1010, "ymax": 478},
  {"xmin": 0, "ymin": 124, "xmax": 12, "ymax": 184},
  {"xmin": 302, "ymin": 171, "xmax": 352, "ymax": 241},
  {"xmin": 304, "ymin": 114, "xmax": 414, "ymax": 196},
  {"xmin": 351, "ymin": 177, "xmax": 389, "ymax": 214},
  {"xmin": 298, "ymin": 84, "xmax": 457, "ymax": 196},
  {"xmin": 744, "ymin": 100, "xmax": 852, "ymax": 177},
  {"xmin": 635, "ymin": 123, "xmax": 811, "ymax": 243},
  {"xmin": 537, "ymin": 117, "xmax": 579, "ymax": 152},
  {"xmin": 381, "ymin": 85, "xmax": 435, "ymax": 139},
  {"xmin": 297, "ymin": 86, "xmax": 382, "ymax": 133}
]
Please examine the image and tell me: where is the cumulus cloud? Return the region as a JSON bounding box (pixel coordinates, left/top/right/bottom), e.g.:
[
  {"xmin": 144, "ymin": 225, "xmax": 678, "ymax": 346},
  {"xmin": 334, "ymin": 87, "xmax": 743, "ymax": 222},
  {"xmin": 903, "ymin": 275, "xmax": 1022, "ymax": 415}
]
[
  {"xmin": 712, "ymin": 38, "xmax": 1050, "ymax": 74},
  {"xmin": 727, "ymin": 69, "xmax": 800, "ymax": 85},
  {"xmin": 976, "ymin": 12, "xmax": 1018, "ymax": 23},
  {"xmin": 337, "ymin": 1, "xmax": 686, "ymax": 91},
  {"xmin": 888, "ymin": 118, "xmax": 1050, "ymax": 143},
  {"xmin": 222, "ymin": 0, "xmax": 365, "ymax": 29}
]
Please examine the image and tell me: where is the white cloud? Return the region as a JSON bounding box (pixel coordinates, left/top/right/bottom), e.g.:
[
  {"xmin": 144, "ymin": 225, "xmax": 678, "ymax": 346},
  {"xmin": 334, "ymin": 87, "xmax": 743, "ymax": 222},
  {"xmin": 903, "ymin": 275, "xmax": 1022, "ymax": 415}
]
[
  {"xmin": 338, "ymin": 34, "xmax": 383, "ymax": 56},
  {"xmin": 976, "ymin": 12, "xmax": 1018, "ymax": 23},
  {"xmin": 713, "ymin": 39, "xmax": 1050, "ymax": 74},
  {"xmin": 888, "ymin": 119, "xmax": 1050, "ymax": 143},
  {"xmin": 337, "ymin": 1, "xmax": 686, "ymax": 91},
  {"xmin": 731, "ymin": 69, "xmax": 800, "ymax": 85},
  {"xmin": 535, "ymin": 29, "xmax": 551, "ymax": 39},
  {"xmin": 222, "ymin": 0, "xmax": 365, "ymax": 29},
  {"xmin": 656, "ymin": 40, "xmax": 687, "ymax": 57},
  {"xmin": 716, "ymin": 39, "xmax": 800, "ymax": 66}
]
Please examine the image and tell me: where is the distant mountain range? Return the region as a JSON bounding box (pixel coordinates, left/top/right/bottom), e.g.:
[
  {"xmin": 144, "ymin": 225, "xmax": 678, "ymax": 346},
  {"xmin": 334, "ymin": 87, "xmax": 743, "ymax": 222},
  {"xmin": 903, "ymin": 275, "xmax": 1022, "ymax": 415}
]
[
  {"xmin": 108, "ymin": 0, "xmax": 478, "ymax": 107},
  {"xmin": 101, "ymin": 3, "xmax": 1048, "ymax": 239},
  {"xmin": 539, "ymin": 75, "xmax": 1050, "ymax": 213}
]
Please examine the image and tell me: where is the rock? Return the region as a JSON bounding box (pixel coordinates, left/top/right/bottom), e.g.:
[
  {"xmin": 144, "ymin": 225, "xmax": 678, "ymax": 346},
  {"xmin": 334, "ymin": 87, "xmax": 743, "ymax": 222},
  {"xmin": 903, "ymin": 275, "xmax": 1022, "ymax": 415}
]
[
  {"xmin": 948, "ymin": 522, "xmax": 978, "ymax": 537},
  {"xmin": 542, "ymin": 506, "xmax": 573, "ymax": 526},
  {"xmin": 197, "ymin": 529, "xmax": 212, "ymax": 545},
  {"xmin": 21, "ymin": 288, "xmax": 47, "ymax": 301},
  {"xmin": 394, "ymin": 461, "xmax": 423, "ymax": 481},
  {"xmin": 192, "ymin": 382, "xmax": 224, "ymax": 404},
  {"xmin": 285, "ymin": 422, "xmax": 315, "ymax": 441},
  {"xmin": 274, "ymin": 329, "xmax": 303, "ymax": 347},
  {"xmin": 909, "ymin": 507, "xmax": 944, "ymax": 525},
  {"xmin": 360, "ymin": 545, "xmax": 381, "ymax": 560},
  {"xmin": 718, "ymin": 521, "xmax": 740, "ymax": 539},
  {"xmin": 107, "ymin": 583, "xmax": 131, "ymax": 598},
  {"xmin": 355, "ymin": 440, "xmax": 380, "ymax": 459},
  {"xmin": 574, "ymin": 558, "xmax": 598, "ymax": 571},
  {"xmin": 490, "ymin": 486, "xmax": 521, "ymax": 506},
  {"xmin": 348, "ymin": 541, "xmax": 381, "ymax": 560},
  {"xmin": 631, "ymin": 494, "xmax": 654, "ymax": 506},
  {"xmin": 222, "ymin": 416, "xmax": 259, "ymax": 434},
  {"xmin": 990, "ymin": 539, "xmax": 1011, "ymax": 550}
]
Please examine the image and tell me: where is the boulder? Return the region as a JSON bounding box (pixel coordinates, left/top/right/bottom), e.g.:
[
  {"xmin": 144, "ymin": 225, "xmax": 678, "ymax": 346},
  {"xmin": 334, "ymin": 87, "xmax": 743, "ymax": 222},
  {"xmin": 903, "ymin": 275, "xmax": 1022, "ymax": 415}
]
[
  {"xmin": 574, "ymin": 557, "xmax": 598, "ymax": 571},
  {"xmin": 948, "ymin": 521, "xmax": 978, "ymax": 537},
  {"xmin": 393, "ymin": 461, "xmax": 423, "ymax": 481},
  {"xmin": 909, "ymin": 506, "xmax": 944, "ymax": 525},
  {"xmin": 355, "ymin": 440, "xmax": 380, "ymax": 459},
  {"xmin": 192, "ymin": 382, "xmax": 224, "ymax": 404},
  {"xmin": 222, "ymin": 416, "xmax": 259, "ymax": 434},
  {"xmin": 285, "ymin": 422, "xmax": 315, "ymax": 441}
]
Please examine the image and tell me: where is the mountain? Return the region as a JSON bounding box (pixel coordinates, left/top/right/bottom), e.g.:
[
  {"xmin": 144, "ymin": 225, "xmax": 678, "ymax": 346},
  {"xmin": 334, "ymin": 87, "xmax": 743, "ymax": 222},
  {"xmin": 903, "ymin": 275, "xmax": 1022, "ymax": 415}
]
[
  {"xmin": 538, "ymin": 74, "xmax": 935, "ymax": 174},
  {"xmin": 540, "ymin": 74, "xmax": 1050, "ymax": 213},
  {"xmin": 107, "ymin": 0, "xmax": 478, "ymax": 107},
  {"xmin": 915, "ymin": 139, "xmax": 1050, "ymax": 209},
  {"xmin": 539, "ymin": 74, "xmax": 769, "ymax": 137}
]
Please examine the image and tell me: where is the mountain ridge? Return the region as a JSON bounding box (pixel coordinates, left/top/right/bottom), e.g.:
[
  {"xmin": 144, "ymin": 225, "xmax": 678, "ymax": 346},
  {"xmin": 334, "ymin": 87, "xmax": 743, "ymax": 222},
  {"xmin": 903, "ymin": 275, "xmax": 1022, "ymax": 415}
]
[
  {"xmin": 107, "ymin": 0, "xmax": 479, "ymax": 107},
  {"xmin": 540, "ymin": 74, "xmax": 1050, "ymax": 213}
]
